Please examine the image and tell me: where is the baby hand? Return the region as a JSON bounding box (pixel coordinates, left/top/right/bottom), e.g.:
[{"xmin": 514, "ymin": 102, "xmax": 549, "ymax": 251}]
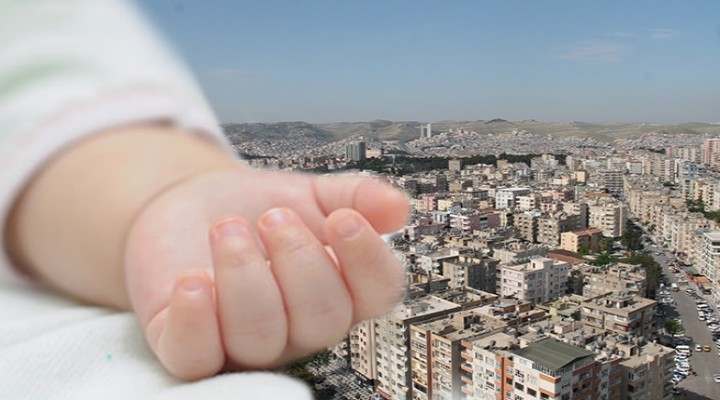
[{"xmin": 124, "ymin": 168, "xmax": 408, "ymax": 380}]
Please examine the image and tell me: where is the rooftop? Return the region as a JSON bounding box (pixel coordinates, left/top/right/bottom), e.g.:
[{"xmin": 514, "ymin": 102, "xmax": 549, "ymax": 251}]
[
  {"xmin": 468, "ymin": 332, "xmax": 517, "ymax": 350},
  {"xmin": 512, "ymin": 338, "xmax": 594, "ymax": 372},
  {"xmin": 619, "ymin": 342, "xmax": 674, "ymax": 368},
  {"xmin": 390, "ymin": 295, "xmax": 460, "ymax": 321}
]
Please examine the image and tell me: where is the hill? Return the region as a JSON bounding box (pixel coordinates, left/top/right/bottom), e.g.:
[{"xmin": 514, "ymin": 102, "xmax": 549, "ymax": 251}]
[{"xmin": 222, "ymin": 120, "xmax": 720, "ymax": 145}]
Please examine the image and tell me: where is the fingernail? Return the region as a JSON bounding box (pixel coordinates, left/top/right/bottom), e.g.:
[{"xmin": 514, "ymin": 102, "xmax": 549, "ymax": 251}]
[
  {"xmin": 179, "ymin": 276, "xmax": 203, "ymax": 293},
  {"xmin": 215, "ymin": 218, "xmax": 249, "ymax": 238},
  {"xmin": 260, "ymin": 208, "xmax": 293, "ymax": 228},
  {"xmin": 334, "ymin": 213, "xmax": 363, "ymax": 240}
]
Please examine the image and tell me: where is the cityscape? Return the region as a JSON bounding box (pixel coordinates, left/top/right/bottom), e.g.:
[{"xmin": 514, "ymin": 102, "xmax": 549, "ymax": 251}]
[{"xmin": 234, "ymin": 123, "xmax": 720, "ymax": 400}]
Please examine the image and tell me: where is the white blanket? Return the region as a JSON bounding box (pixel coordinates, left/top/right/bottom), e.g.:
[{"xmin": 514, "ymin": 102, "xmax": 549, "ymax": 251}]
[{"xmin": 0, "ymin": 281, "xmax": 311, "ymax": 400}]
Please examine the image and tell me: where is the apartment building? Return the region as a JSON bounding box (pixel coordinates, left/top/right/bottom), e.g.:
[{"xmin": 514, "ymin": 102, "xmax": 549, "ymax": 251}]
[
  {"xmin": 448, "ymin": 179, "xmax": 473, "ymax": 193},
  {"xmin": 665, "ymin": 212, "xmax": 713, "ymax": 254},
  {"xmin": 694, "ymin": 230, "xmax": 720, "ymax": 302},
  {"xmin": 537, "ymin": 212, "xmax": 585, "ymax": 247},
  {"xmin": 409, "ymin": 311, "xmax": 505, "ymax": 400},
  {"xmin": 461, "ymin": 332, "xmax": 518, "ymax": 400},
  {"xmin": 509, "ymin": 338, "xmax": 600, "ymax": 400},
  {"xmin": 496, "ymin": 188, "xmax": 531, "ymax": 209},
  {"xmin": 440, "ymin": 255, "xmax": 499, "ymax": 293},
  {"xmin": 581, "ymin": 264, "xmax": 647, "ymax": 298},
  {"xmin": 560, "ymin": 228, "xmax": 604, "ymax": 253},
  {"xmin": 587, "ymin": 201, "xmax": 626, "ymax": 238},
  {"xmin": 529, "ymin": 321, "xmax": 672, "ymax": 400},
  {"xmin": 370, "ymin": 296, "xmax": 462, "ymax": 400},
  {"xmin": 598, "ymin": 170, "xmax": 624, "ymax": 197},
  {"xmin": 497, "ymin": 258, "xmax": 569, "ymax": 305},
  {"xmin": 492, "ymin": 240, "xmax": 548, "ymax": 265},
  {"xmin": 618, "ymin": 342, "xmax": 674, "ymax": 400},
  {"xmin": 449, "ymin": 212, "xmax": 484, "ymax": 233},
  {"xmin": 581, "ymin": 292, "xmax": 656, "ymax": 339},
  {"xmin": 515, "ymin": 212, "xmax": 540, "ymax": 243},
  {"xmin": 346, "ymin": 140, "xmax": 366, "ymax": 161},
  {"xmin": 701, "ymin": 137, "xmax": 720, "ymax": 166},
  {"xmin": 562, "ymin": 201, "xmax": 589, "ymax": 228},
  {"xmin": 517, "ymin": 194, "xmax": 543, "ymax": 211}
]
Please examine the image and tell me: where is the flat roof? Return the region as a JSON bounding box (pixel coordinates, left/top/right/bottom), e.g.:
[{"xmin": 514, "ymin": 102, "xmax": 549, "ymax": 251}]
[{"xmin": 512, "ymin": 338, "xmax": 594, "ymax": 372}]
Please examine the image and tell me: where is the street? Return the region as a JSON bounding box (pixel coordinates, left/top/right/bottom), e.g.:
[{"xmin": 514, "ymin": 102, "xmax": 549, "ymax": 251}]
[{"xmin": 649, "ymin": 245, "xmax": 720, "ymax": 399}]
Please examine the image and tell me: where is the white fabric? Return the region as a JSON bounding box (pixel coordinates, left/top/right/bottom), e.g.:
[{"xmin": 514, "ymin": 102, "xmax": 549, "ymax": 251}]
[
  {"xmin": 0, "ymin": 1, "xmax": 311, "ymax": 398},
  {"xmin": 0, "ymin": 279, "xmax": 311, "ymax": 400},
  {"xmin": 0, "ymin": 0, "xmax": 231, "ymax": 283}
]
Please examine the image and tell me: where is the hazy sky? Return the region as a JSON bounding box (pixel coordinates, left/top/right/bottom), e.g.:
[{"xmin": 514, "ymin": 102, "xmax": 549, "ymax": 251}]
[{"xmin": 137, "ymin": 1, "xmax": 720, "ymax": 124}]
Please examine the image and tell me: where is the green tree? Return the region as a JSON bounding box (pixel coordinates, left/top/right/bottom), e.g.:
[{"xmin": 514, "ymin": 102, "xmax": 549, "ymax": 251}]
[
  {"xmin": 621, "ymin": 229, "xmax": 643, "ymax": 251},
  {"xmin": 622, "ymin": 253, "xmax": 664, "ymax": 299},
  {"xmin": 577, "ymin": 243, "xmax": 589, "ymax": 256},
  {"xmin": 664, "ymin": 319, "xmax": 684, "ymax": 336},
  {"xmin": 598, "ymin": 238, "xmax": 615, "ymax": 253},
  {"xmin": 592, "ymin": 252, "xmax": 617, "ymax": 266}
]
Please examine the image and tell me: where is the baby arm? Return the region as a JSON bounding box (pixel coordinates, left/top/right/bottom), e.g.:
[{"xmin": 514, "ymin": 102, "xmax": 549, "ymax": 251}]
[{"xmin": 5, "ymin": 123, "xmax": 409, "ymax": 379}]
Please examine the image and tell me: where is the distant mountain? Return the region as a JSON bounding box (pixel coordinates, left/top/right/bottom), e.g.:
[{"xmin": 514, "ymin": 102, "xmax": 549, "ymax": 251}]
[{"xmin": 221, "ymin": 120, "xmax": 720, "ymax": 144}]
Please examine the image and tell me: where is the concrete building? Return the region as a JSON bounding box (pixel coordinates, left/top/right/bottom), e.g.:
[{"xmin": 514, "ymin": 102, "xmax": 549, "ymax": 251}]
[
  {"xmin": 515, "ymin": 211, "xmax": 540, "ymax": 243},
  {"xmin": 448, "ymin": 159, "xmax": 462, "ymax": 172},
  {"xmin": 587, "ymin": 201, "xmax": 626, "ymax": 238},
  {"xmin": 420, "ymin": 123, "xmax": 433, "ymax": 138},
  {"xmin": 537, "ymin": 212, "xmax": 586, "ymax": 247},
  {"xmin": 440, "ymin": 255, "xmax": 499, "ymax": 293},
  {"xmin": 598, "ymin": 170, "xmax": 624, "ymax": 197},
  {"xmin": 618, "ymin": 341, "xmax": 674, "ymax": 400},
  {"xmin": 354, "ymin": 296, "xmax": 461, "ymax": 399},
  {"xmin": 517, "ymin": 194, "xmax": 543, "ymax": 211},
  {"xmin": 581, "ymin": 264, "xmax": 647, "ymax": 298},
  {"xmin": 409, "ymin": 311, "xmax": 506, "ymax": 400},
  {"xmin": 495, "ymin": 188, "xmax": 531, "ymax": 209},
  {"xmin": 701, "ymin": 137, "xmax": 720, "ymax": 166},
  {"xmin": 695, "ymin": 230, "xmax": 720, "ymax": 301},
  {"xmin": 461, "ymin": 332, "xmax": 518, "ymax": 400},
  {"xmin": 509, "ymin": 338, "xmax": 599, "ymax": 400},
  {"xmin": 492, "ymin": 240, "xmax": 548, "ymax": 265},
  {"xmin": 560, "ymin": 228, "xmax": 604, "ymax": 253},
  {"xmin": 581, "ymin": 292, "xmax": 656, "ymax": 339},
  {"xmin": 497, "ymin": 258, "xmax": 570, "ymax": 304},
  {"xmin": 562, "ymin": 201, "xmax": 589, "ymax": 229},
  {"xmin": 346, "ymin": 140, "xmax": 367, "ymax": 161}
]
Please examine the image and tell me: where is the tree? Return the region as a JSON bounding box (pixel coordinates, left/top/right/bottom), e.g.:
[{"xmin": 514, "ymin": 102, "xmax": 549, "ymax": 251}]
[
  {"xmin": 592, "ymin": 252, "xmax": 617, "ymax": 266},
  {"xmin": 621, "ymin": 229, "xmax": 643, "ymax": 251},
  {"xmin": 622, "ymin": 253, "xmax": 664, "ymax": 299},
  {"xmin": 577, "ymin": 243, "xmax": 589, "ymax": 256},
  {"xmin": 664, "ymin": 319, "xmax": 684, "ymax": 336},
  {"xmin": 598, "ymin": 238, "xmax": 615, "ymax": 253}
]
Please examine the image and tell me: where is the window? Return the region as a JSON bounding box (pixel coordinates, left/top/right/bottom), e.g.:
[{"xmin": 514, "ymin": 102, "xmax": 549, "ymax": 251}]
[{"xmin": 527, "ymin": 388, "xmax": 537, "ymax": 397}]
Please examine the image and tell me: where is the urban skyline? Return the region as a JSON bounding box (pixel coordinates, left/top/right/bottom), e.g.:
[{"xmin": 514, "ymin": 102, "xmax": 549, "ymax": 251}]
[{"xmin": 237, "ymin": 125, "xmax": 720, "ymax": 400}]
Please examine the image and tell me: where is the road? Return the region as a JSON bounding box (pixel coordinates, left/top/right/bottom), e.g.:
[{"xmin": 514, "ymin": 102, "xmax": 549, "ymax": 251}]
[{"xmin": 648, "ymin": 244, "xmax": 720, "ymax": 399}]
